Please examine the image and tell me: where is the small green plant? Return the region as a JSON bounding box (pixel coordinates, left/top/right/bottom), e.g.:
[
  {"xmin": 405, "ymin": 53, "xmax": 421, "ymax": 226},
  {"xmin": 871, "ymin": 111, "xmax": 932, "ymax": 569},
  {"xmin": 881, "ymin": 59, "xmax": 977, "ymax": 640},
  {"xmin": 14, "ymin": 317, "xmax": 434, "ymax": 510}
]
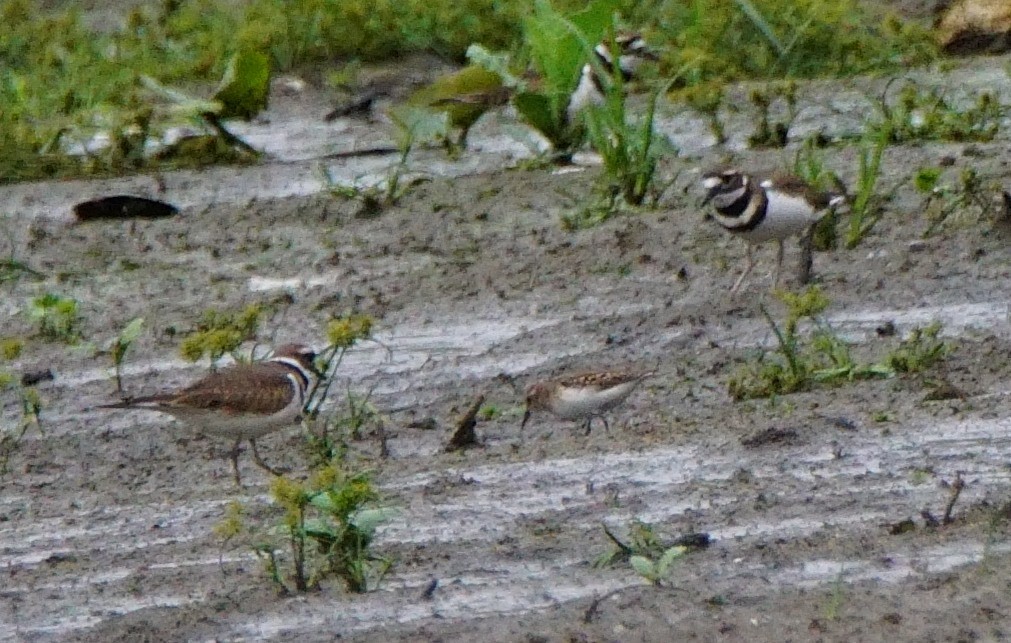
[
  {"xmin": 630, "ymin": 544, "xmax": 686, "ymax": 586},
  {"xmin": 823, "ymin": 570, "xmax": 847, "ymax": 621},
  {"xmin": 108, "ymin": 317, "xmax": 144, "ymax": 394},
  {"xmin": 595, "ymin": 521, "xmax": 686, "ymax": 586},
  {"xmin": 327, "ymin": 114, "xmax": 424, "ymax": 216},
  {"xmin": 304, "ymin": 314, "xmax": 375, "ymax": 418},
  {"xmin": 584, "ymin": 68, "xmax": 678, "ymax": 208},
  {"xmin": 727, "ymin": 288, "xmax": 946, "ymax": 400},
  {"xmin": 0, "ymin": 340, "xmax": 43, "ymax": 476},
  {"xmin": 843, "ymin": 127, "xmax": 889, "ymax": 249},
  {"xmin": 915, "ymin": 166, "xmax": 998, "ymax": 236},
  {"xmin": 869, "ymin": 82, "xmax": 1003, "ymax": 145},
  {"xmin": 28, "ymin": 293, "xmax": 82, "ymax": 343},
  {"xmin": 747, "ymin": 82, "xmax": 797, "ymax": 148},
  {"xmin": 179, "ymin": 303, "xmax": 262, "ymax": 368},
  {"xmin": 301, "ymin": 313, "xmax": 378, "ymax": 465},
  {"xmin": 677, "ymin": 82, "xmax": 726, "ymax": 145},
  {"xmin": 882, "ymin": 322, "xmax": 950, "ymax": 373},
  {"xmin": 231, "ymin": 466, "xmax": 393, "ymax": 594}
]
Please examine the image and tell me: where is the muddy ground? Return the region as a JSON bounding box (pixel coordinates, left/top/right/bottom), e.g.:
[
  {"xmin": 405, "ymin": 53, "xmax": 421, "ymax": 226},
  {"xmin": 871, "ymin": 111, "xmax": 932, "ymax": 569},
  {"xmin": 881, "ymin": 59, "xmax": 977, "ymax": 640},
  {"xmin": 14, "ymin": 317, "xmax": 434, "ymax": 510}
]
[{"xmin": 5, "ymin": 8, "xmax": 1011, "ymax": 642}]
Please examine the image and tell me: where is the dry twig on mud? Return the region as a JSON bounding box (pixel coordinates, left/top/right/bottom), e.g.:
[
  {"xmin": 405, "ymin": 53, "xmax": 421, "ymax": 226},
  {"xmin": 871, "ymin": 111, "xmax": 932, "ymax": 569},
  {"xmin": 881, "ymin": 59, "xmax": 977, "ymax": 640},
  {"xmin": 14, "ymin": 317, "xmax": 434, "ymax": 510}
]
[
  {"xmin": 445, "ymin": 394, "xmax": 484, "ymax": 451},
  {"xmin": 942, "ymin": 471, "xmax": 965, "ymax": 525}
]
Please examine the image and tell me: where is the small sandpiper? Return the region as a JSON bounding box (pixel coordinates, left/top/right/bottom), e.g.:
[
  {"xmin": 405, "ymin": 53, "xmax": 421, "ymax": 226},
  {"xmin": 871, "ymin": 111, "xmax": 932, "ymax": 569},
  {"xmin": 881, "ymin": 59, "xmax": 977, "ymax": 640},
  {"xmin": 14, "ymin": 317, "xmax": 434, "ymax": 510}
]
[
  {"xmin": 99, "ymin": 343, "xmax": 319, "ymax": 485},
  {"xmin": 701, "ymin": 168, "xmax": 845, "ymax": 293},
  {"xmin": 521, "ymin": 369, "xmax": 655, "ymax": 435}
]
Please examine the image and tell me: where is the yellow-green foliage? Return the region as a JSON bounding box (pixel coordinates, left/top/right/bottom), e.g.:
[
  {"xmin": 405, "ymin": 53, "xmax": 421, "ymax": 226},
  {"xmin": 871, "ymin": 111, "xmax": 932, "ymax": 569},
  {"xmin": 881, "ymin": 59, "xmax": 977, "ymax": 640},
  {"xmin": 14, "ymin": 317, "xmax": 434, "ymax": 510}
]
[
  {"xmin": 263, "ymin": 467, "xmax": 388, "ymax": 593},
  {"xmin": 180, "ymin": 304, "xmax": 262, "ymax": 366},
  {"xmin": 213, "ymin": 500, "xmax": 245, "ymax": 540},
  {"xmin": 0, "ymin": 338, "xmax": 23, "ymax": 361},
  {"xmin": 326, "ymin": 314, "xmax": 373, "ymax": 349}
]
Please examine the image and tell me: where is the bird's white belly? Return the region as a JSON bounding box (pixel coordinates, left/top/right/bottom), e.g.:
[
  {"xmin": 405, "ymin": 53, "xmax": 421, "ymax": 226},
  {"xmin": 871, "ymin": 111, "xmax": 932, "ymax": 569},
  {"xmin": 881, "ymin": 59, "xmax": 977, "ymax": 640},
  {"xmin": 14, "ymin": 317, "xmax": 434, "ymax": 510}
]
[
  {"xmin": 162, "ymin": 396, "xmax": 303, "ymax": 440},
  {"xmin": 567, "ymin": 67, "xmax": 604, "ymax": 121},
  {"xmin": 743, "ymin": 191, "xmax": 823, "ymax": 243},
  {"xmin": 551, "ymin": 382, "xmax": 636, "ymax": 419}
]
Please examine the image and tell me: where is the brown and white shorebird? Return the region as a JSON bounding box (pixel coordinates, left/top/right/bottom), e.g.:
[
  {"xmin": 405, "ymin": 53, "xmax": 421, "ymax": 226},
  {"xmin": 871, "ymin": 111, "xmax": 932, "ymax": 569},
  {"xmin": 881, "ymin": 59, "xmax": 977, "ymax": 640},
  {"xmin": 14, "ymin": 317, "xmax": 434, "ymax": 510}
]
[
  {"xmin": 701, "ymin": 168, "xmax": 846, "ymax": 293},
  {"xmin": 566, "ymin": 32, "xmax": 659, "ymax": 124},
  {"xmin": 99, "ymin": 343, "xmax": 318, "ymax": 485},
  {"xmin": 520, "ymin": 369, "xmax": 655, "ymax": 435}
]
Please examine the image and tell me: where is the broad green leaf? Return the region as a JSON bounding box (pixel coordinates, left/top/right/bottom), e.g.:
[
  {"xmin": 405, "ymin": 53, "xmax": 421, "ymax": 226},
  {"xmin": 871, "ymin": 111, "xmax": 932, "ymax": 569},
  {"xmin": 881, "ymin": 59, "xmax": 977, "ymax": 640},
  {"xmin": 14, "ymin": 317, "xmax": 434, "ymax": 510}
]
[
  {"xmin": 350, "ymin": 507, "xmax": 398, "ymax": 535},
  {"xmin": 119, "ymin": 317, "xmax": 144, "ymax": 344},
  {"xmin": 466, "ymin": 44, "xmax": 525, "ymax": 90},
  {"xmin": 656, "ymin": 545, "xmax": 687, "ymax": 576},
  {"xmin": 513, "ymin": 92, "xmax": 560, "ymax": 142},
  {"xmin": 630, "ymin": 555, "xmax": 656, "ymax": 580},
  {"xmin": 213, "ymin": 50, "xmax": 271, "ymax": 120},
  {"xmin": 309, "ymin": 492, "xmax": 337, "ymax": 513},
  {"xmin": 140, "ymin": 75, "xmax": 222, "ymax": 116},
  {"xmin": 388, "ymin": 105, "xmax": 450, "ymax": 147}
]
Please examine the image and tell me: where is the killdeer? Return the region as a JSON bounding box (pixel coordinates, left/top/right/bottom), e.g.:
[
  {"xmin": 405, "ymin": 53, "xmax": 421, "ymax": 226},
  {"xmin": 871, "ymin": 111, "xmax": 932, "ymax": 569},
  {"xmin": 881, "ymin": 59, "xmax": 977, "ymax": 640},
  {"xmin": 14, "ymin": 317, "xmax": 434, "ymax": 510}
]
[
  {"xmin": 99, "ymin": 343, "xmax": 318, "ymax": 485},
  {"xmin": 701, "ymin": 168, "xmax": 845, "ymax": 293},
  {"xmin": 567, "ymin": 32, "xmax": 658, "ymax": 123},
  {"xmin": 520, "ymin": 369, "xmax": 655, "ymax": 435}
]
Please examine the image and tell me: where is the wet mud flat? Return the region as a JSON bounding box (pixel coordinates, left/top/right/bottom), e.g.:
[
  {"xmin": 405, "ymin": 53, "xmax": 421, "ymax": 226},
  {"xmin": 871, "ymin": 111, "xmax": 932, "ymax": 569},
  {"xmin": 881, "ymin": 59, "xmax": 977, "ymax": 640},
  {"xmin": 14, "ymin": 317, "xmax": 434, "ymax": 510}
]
[{"xmin": 4, "ymin": 56, "xmax": 1011, "ymax": 641}]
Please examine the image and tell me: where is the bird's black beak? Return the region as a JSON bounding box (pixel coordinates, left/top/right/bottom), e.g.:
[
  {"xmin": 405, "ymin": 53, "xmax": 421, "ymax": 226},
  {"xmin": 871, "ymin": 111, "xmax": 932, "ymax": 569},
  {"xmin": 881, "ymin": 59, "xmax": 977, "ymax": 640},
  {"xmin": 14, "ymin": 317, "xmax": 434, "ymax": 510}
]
[{"xmin": 520, "ymin": 407, "xmax": 532, "ymax": 432}]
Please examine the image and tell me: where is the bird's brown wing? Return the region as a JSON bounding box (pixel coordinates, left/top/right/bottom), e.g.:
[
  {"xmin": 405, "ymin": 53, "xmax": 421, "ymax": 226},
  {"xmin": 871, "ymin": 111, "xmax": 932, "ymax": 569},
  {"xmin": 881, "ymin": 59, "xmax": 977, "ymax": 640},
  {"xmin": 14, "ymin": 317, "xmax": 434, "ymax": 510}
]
[
  {"xmin": 558, "ymin": 371, "xmax": 646, "ymax": 390},
  {"xmin": 168, "ymin": 363, "xmax": 297, "ymax": 415},
  {"xmin": 768, "ymin": 173, "xmax": 832, "ymax": 209}
]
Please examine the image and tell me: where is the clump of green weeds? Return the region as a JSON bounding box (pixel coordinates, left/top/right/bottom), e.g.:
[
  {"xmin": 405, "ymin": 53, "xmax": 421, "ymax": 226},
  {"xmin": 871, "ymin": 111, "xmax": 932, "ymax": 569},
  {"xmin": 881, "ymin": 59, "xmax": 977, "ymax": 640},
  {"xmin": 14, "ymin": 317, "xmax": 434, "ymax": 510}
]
[
  {"xmin": 747, "ymin": 82, "xmax": 797, "ymax": 148},
  {"xmin": 28, "ymin": 293, "xmax": 82, "ymax": 343},
  {"xmin": 868, "ymin": 82, "xmax": 1003, "ymax": 145},
  {"xmin": 842, "ymin": 125, "xmax": 904, "ymax": 249},
  {"xmin": 0, "ymin": 338, "xmax": 44, "ymax": 476},
  {"xmin": 595, "ymin": 521, "xmax": 686, "ymax": 586},
  {"xmin": 327, "ymin": 115, "xmax": 426, "ymax": 217},
  {"xmin": 914, "ymin": 166, "xmax": 999, "ymax": 236},
  {"xmin": 216, "ymin": 464, "xmax": 394, "ymax": 594},
  {"xmin": 107, "ymin": 318, "xmax": 144, "ymax": 394},
  {"xmin": 728, "ymin": 287, "xmax": 949, "ymax": 400},
  {"xmin": 583, "ymin": 66, "xmax": 679, "ymax": 206},
  {"xmin": 302, "ymin": 314, "xmax": 379, "ymax": 464},
  {"xmin": 881, "ymin": 322, "xmax": 950, "ymax": 374},
  {"xmin": 179, "ymin": 303, "xmax": 262, "ymax": 368}
]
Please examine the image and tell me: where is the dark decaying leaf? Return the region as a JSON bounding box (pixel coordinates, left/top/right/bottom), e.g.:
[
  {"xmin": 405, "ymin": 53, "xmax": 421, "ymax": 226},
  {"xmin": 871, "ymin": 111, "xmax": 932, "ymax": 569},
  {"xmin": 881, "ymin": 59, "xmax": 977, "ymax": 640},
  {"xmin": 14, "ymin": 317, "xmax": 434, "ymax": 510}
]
[{"xmin": 74, "ymin": 196, "xmax": 178, "ymax": 222}]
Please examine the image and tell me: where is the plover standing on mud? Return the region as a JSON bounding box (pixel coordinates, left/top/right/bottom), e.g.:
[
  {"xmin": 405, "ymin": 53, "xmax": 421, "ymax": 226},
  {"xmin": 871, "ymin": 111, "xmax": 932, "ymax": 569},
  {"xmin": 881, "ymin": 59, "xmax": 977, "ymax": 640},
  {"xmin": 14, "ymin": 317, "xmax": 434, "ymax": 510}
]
[
  {"xmin": 701, "ymin": 168, "xmax": 845, "ymax": 293},
  {"xmin": 99, "ymin": 343, "xmax": 318, "ymax": 485},
  {"xmin": 520, "ymin": 369, "xmax": 655, "ymax": 435}
]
